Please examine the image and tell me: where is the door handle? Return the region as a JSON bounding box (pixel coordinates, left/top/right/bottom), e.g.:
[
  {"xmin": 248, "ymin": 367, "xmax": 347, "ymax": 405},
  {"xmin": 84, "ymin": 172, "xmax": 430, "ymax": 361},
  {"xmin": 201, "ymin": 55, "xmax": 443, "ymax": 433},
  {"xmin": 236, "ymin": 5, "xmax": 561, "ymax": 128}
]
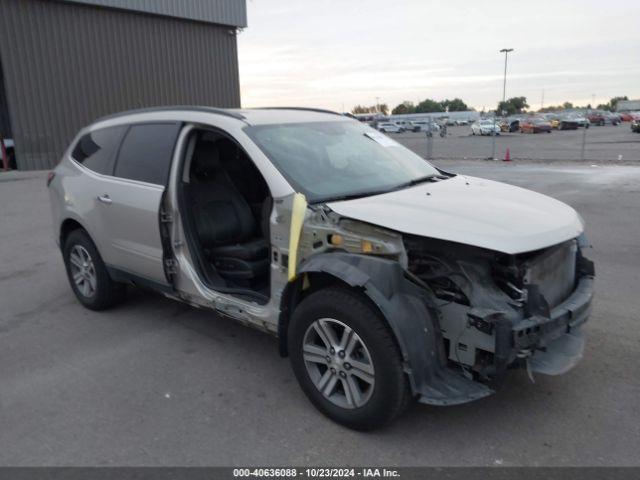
[{"xmin": 97, "ymin": 194, "xmax": 112, "ymax": 205}]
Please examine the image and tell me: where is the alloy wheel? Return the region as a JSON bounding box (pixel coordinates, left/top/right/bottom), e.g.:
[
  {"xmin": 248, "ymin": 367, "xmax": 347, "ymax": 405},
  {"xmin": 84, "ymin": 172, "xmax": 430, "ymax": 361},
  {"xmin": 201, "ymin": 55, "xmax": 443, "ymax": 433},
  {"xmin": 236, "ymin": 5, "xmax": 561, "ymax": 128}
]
[
  {"xmin": 302, "ymin": 318, "xmax": 375, "ymax": 409},
  {"xmin": 69, "ymin": 245, "xmax": 97, "ymax": 298}
]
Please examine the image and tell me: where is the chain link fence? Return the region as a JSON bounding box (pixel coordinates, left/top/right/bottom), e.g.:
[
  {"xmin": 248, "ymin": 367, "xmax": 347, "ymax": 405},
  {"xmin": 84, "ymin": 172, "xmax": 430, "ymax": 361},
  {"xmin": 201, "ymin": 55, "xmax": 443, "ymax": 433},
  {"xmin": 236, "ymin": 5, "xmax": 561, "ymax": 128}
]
[{"xmin": 394, "ymin": 123, "xmax": 640, "ymax": 163}]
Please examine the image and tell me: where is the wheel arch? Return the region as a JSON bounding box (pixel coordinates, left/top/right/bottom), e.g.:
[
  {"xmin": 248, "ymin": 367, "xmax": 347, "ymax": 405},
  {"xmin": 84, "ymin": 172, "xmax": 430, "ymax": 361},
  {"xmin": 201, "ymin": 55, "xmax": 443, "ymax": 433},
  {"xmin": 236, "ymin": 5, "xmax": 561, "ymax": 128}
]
[
  {"xmin": 59, "ymin": 217, "xmax": 91, "ymax": 250},
  {"xmin": 278, "ymin": 252, "xmax": 453, "ymax": 399},
  {"xmin": 278, "ymin": 270, "xmax": 360, "ymax": 357}
]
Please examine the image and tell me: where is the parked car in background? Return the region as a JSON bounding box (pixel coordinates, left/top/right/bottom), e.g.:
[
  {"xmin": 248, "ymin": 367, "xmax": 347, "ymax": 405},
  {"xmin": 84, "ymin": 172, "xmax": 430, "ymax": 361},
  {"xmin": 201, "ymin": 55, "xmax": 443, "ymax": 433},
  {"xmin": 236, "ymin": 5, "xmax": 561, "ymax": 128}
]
[
  {"xmin": 499, "ymin": 118, "xmax": 520, "ymax": 133},
  {"xmin": 604, "ymin": 112, "xmax": 621, "ymax": 125},
  {"xmin": 631, "ymin": 119, "xmax": 640, "ymax": 133},
  {"xmin": 619, "ymin": 112, "xmax": 634, "ymax": 122},
  {"xmin": 411, "ymin": 120, "xmax": 440, "ymax": 133},
  {"xmin": 565, "ymin": 113, "xmax": 590, "ymax": 128},
  {"xmin": 542, "ymin": 114, "xmax": 562, "ymax": 129},
  {"xmin": 587, "ymin": 111, "xmax": 619, "ymax": 126},
  {"xmin": 587, "ymin": 111, "xmax": 606, "ymax": 126},
  {"xmin": 392, "ymin": 120, "xmax": 417, "ymax": 132},
  {"xmin": 377, "ymin": 122, "xmax": 403, "ymax": 133},
  {"xmin": 556, "ymin": 115, "xmax": 579, "ymax": 130},
  {"xmin": 471, "ymin": 119, "xmax": 500, "ymax": 135},
  {"xmin": 455, "ymin": 119, "xmax": 470, "ymax": 126},
  {"xmin": 48, "ymin": 106, "xmax": 595, "ymax": 430},
  {"xmin": 520, "ymin": 117, "xmax": 552, "ymax": 134}
]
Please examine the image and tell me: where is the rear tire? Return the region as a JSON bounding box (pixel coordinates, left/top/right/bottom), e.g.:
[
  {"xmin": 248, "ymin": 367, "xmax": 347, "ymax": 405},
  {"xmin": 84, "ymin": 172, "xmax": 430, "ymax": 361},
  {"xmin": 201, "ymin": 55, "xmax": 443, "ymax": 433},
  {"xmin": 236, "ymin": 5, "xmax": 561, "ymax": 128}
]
[
  {"xmin": 63, "ymin": 229, "xmax": 126, "ymax": 310},
  {"xmin": 288, "ymin": 287, "xmax": 411, "ymax": 430}
]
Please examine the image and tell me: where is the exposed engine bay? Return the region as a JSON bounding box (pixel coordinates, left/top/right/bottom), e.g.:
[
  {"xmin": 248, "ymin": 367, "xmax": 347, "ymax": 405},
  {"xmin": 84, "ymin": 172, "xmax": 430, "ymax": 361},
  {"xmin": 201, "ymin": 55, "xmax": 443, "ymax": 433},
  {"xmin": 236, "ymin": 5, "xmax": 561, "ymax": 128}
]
[
  {"xmin": 403, "ymin": 233, "xmax": 594, "ymax": 379},
  {"xmin": 298, "ymin": 207, "xmax": 594, "ymax": 398}
]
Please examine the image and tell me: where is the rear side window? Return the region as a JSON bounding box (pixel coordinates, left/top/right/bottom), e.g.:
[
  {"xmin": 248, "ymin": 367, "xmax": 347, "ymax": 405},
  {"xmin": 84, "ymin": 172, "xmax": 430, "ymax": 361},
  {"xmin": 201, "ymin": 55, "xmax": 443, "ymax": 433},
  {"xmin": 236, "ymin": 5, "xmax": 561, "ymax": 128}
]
[
  {"xmin": 71, "ymin": 126, "xmax": 127, "ymax": 175},
  {"xmin": 114, "ymin": 123, "xmax": 181, "ymax": 185}
]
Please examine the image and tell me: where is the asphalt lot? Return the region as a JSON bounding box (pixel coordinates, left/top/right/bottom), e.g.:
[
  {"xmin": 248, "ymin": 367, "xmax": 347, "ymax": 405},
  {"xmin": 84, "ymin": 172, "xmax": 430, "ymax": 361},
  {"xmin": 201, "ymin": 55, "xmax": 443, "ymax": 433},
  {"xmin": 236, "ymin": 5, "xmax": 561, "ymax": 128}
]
[
  {"xmin": 1, "ymin": 162, "xmax": 640, "ymax": 466},
  {"xmin": 395, "ymin": 124, "xmax": 640, "ymax": 162}
]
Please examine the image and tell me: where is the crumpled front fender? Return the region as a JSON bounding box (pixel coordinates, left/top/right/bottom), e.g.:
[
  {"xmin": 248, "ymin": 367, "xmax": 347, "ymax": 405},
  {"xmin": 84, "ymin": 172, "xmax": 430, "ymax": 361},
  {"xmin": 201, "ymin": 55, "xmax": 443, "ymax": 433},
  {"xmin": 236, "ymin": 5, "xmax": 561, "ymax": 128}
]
[{"xmin": 287, "ymin": 252, "xmax": 493, "ymax": 405}]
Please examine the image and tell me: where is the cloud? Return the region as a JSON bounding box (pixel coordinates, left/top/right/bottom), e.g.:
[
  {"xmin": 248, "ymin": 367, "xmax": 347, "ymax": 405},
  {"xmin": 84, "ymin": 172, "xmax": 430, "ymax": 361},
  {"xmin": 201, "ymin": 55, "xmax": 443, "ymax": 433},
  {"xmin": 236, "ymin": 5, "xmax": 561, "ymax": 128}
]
[{"xmin": 239, "ymin": 0, "xmax": 640, "ymax": 111}]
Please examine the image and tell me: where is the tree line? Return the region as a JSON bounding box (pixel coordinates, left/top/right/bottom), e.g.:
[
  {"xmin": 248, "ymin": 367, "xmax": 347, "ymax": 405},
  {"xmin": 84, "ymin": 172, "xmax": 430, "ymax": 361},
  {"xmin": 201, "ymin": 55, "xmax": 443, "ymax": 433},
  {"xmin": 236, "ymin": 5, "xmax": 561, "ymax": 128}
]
[{"xmin": 352, "ymin": 95, "xmax": 630, "ymax": 116}]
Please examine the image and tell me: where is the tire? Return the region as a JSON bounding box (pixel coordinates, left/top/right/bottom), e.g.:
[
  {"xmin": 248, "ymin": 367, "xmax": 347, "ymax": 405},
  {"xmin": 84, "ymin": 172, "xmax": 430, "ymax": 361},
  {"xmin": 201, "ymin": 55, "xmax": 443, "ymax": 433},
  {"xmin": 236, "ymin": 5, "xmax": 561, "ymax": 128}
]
[
  {"xmin": 380, "ymin": 129, "xmax": 386, "ymax": 133},
  {"xmin": 63, "ymin": 229, "xmax": 126, "ymax": 310},
  {"xmin": 288, "ymin": 287, "xmax": 411, "ymax": 430}
]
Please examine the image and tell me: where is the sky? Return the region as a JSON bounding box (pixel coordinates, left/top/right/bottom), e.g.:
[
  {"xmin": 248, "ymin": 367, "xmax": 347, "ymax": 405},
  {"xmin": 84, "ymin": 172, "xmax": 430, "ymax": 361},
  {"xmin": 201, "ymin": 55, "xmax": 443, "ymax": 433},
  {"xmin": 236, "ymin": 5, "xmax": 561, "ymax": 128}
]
[{"xmin": 238, "ymin": 0, "xmax": 640, "ymax": 112}]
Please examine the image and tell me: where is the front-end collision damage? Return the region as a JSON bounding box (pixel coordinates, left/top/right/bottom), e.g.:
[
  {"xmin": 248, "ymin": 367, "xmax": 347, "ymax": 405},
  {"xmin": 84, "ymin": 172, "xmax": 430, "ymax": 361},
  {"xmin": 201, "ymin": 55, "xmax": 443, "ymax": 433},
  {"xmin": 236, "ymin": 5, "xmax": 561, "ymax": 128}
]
[
  {"xmin": 295, "ymin": 252, "xmax": 494, "ymax": 405},
  {"xmin": 281, "ymin": 206, "xmax": 594, "ymax": 406},
  {"xmin": 403, "ymin": 234, "xmax": 595, "ymax": 382}
]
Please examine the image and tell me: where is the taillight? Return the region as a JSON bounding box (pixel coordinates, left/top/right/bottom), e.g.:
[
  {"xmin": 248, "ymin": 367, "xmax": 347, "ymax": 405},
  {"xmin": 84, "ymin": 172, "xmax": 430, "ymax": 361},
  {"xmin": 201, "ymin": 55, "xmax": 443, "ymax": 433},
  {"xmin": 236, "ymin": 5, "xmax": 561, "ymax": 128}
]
[{"xmin": 46, "ymin": 171, "xmax": 56, "ymax": 187}]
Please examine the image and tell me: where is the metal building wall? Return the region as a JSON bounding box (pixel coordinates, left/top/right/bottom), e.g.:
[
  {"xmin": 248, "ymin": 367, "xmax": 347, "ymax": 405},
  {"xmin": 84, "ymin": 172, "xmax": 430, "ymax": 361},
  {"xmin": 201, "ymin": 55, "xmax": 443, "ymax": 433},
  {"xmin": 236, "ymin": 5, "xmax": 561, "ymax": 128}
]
[
  {"xmin": 0, "ymin": 61, "xmax": 11, "ymax": 138},
  {"xmin": 0, "ymin": 0, "xmax": 242, "ymax": 170},
  {"xmin": 60, "ymin": 0, "xmax": 247, "ymax": 28}
]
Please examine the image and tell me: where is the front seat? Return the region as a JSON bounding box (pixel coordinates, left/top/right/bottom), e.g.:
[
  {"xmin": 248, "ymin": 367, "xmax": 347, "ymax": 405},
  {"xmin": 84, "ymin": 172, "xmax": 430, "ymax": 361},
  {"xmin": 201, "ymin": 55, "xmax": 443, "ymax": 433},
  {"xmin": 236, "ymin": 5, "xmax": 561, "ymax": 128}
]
[{"xmin": 190, "ymin": 141, "xmax": 269, "ymax": 281}]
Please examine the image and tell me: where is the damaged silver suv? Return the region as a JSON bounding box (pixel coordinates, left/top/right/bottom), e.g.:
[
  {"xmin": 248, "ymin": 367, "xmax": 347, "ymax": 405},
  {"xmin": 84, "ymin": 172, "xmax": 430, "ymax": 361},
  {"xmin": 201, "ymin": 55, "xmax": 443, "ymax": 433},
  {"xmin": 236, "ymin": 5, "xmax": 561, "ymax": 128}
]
[{"xmin": 49, "ymin": 107, "xmax": 594, "ymax": 430}]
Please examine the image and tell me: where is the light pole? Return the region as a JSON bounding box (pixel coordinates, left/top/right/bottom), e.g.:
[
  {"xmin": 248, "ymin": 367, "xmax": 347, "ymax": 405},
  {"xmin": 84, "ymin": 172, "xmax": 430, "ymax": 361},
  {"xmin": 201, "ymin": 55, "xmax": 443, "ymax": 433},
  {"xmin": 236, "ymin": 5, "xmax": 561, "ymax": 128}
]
[
  {"xmin": 492, "ymin": 48, "xmax": 514, "ymax": 160},
  {"xmin": 500, "ymin": 48, "xmax": 514, "ymax": 106}
]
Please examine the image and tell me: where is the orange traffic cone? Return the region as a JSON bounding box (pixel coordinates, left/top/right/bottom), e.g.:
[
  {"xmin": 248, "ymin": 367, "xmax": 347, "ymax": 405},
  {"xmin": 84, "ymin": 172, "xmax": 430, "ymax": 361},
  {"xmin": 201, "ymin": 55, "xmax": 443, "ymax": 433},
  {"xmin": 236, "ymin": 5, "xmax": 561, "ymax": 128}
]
[{"xmin": 504, "ymin": 148, "xmax": 511, "ymax": 162}]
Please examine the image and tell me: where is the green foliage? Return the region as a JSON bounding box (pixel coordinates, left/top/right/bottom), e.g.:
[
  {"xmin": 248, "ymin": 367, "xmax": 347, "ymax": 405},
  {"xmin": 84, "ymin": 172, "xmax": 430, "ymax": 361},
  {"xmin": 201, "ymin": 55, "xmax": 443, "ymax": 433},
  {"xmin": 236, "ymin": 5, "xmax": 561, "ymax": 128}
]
[
  {"xmin": 392, "ymin": 101, "xmax": 416, "ymax": 115},
  {"xmin": 539, "ymin": 105, "xmax": 562, "ymax": 113},
  {"xmin": 352, "ymin": 103, "xmax": 389, "ymax": 115},
  {"xmin": 441, "ymin": 98, "xmax": 469, "ymax": 112},
  {"xmin": 415, "ymin": 99, "xmax": 445, "ymax": 113},
  {"xmin": 497, "ymin": 96, "xmax": 529, "ymax": 115},
  {"xmin": 598, "ymin": 96, "xmax": 629, "ymax": 111},
  {"xmin": 392, "ymin": 98, "xmax": 470, "ymax": 115},
  {"xmin": 351, "ymin": 105, "xmax": 376, "ymax": 114}
]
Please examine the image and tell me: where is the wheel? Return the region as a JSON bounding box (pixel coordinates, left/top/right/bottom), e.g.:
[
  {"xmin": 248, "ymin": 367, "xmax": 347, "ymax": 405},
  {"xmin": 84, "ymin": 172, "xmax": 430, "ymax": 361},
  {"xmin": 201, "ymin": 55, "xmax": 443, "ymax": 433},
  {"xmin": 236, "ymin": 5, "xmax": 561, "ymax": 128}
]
[
  {"xmin": 63, "ymin": 229, "xmax": 126, "ymax": 310},
  {"xmin": 288, "ymin": 287, "xmax": 411, "ymax": 430},
  {"xmin": 380, "ymin": 129, "xmax": 386, "ymax": 133}
]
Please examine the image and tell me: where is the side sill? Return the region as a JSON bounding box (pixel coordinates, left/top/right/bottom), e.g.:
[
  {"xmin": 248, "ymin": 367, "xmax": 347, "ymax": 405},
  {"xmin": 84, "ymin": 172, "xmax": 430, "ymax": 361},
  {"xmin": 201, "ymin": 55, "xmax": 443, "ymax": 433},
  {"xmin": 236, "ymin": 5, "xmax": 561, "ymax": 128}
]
[{"xmin": 106, "ymin": 265, "xmax": 174, "ymax": 295}]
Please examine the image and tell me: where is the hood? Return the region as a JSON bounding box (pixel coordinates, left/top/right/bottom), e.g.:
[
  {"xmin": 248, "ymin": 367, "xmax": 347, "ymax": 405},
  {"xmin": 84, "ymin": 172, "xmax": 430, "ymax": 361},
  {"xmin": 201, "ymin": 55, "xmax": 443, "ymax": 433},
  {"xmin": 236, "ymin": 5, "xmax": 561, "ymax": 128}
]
[{"xmin": 327, "ymin": 175, "xmax": 583, "ymax": 255}]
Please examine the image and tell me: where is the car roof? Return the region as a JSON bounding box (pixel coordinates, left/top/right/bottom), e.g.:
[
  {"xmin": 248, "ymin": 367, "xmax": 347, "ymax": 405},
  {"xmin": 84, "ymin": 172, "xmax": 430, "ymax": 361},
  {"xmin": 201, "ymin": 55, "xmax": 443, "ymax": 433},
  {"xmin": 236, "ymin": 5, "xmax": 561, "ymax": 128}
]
[{"xmin": 92, "ymin": 106, "xmax": 350, "ymax": 129}]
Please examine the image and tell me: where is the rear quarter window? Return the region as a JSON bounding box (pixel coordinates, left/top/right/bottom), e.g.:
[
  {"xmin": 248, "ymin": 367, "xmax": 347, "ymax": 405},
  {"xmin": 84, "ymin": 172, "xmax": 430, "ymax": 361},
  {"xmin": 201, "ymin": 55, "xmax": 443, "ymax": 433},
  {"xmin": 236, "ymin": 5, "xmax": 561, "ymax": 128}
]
[
  {"xmin": 113, "ymin": 123, "xmax": 181, "ymax": 185},
  {"xmin": 71, "ymin": 126, "xmax": 127, "ymax": 175}
]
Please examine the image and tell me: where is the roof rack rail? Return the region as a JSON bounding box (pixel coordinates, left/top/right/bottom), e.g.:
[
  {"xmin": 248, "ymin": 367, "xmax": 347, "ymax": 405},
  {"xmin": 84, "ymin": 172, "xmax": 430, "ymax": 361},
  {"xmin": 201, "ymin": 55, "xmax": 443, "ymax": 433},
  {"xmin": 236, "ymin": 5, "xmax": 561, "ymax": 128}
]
[
  {"xmin": 257, "ymin": 107, "xmax": 343, "ymax": 116},
  {"xmin": 94, "ymin": 106, "xmax": 246, "ymax": 123}
]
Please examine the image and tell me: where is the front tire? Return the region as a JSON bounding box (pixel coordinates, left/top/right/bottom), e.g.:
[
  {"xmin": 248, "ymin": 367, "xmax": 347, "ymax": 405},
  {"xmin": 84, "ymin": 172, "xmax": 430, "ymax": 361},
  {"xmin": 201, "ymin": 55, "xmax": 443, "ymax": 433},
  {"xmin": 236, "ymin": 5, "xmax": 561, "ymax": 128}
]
[
  {"xmin": 288, "ymin": 287, "xmax": 411, "ymax": 430},
  {"xmin": 63, "ymin": 229, "xmax": 125, "ymax": 310}
]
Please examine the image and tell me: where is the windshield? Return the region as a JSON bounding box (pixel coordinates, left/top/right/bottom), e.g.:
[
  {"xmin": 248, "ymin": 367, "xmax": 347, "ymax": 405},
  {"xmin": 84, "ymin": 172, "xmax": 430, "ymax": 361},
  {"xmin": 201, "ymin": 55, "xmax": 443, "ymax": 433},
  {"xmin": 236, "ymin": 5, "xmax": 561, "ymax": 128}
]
[{"xmin": 244, "ymin": 121, "xmax": 440, "ymax": 202}]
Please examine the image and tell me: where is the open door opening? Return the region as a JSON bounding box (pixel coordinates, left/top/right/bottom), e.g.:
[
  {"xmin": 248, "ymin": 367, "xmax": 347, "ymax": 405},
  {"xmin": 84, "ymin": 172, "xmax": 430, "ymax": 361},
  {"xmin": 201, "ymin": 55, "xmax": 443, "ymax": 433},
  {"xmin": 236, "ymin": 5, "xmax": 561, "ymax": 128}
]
[{"xmin": 178, "ymin": 129, "xmax": 272, "ymax": 304}]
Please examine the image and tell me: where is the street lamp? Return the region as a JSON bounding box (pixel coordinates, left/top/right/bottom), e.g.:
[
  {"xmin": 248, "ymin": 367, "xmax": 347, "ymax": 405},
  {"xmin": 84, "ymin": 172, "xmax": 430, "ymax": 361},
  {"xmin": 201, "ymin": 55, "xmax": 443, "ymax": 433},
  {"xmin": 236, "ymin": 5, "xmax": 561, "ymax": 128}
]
[
  {"xmin": 500, "ymin": 48, "xmax": 514, "ymax": 108},
  {"xmin": 492, "ymin": 48, "xmax": 514, "ymax": 160}
]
